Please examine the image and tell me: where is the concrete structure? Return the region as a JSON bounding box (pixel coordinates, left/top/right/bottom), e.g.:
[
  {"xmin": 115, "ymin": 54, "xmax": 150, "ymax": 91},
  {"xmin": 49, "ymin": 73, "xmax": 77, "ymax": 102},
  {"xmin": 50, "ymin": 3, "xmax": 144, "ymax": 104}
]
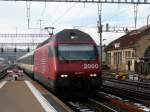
[{"xmin": 105, "ymin": 26, "xmax": 150, "ymax": 71}]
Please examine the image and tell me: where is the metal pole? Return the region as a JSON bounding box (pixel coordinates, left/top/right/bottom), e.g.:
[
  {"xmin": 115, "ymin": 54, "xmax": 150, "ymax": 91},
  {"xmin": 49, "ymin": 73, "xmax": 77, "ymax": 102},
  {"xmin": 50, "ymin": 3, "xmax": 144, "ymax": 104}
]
[
  {"xmin": 134, "ymin": 4, "xmax": 138, "ymax": 28},
  {"xmin": 147, "ymin": 15, "xmax": 150, "ymax": 28},
  {"xmin": 97, "ymin": 3, "xmax": 102, "ymax": 66}
]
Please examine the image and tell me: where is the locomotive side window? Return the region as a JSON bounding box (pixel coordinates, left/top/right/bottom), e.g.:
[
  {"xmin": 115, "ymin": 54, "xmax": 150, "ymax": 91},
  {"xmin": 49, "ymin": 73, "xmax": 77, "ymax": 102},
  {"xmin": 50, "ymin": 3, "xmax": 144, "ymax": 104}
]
[{"xmin": 58, "ymin": 44, "xmax": 97, "ymax": 61}]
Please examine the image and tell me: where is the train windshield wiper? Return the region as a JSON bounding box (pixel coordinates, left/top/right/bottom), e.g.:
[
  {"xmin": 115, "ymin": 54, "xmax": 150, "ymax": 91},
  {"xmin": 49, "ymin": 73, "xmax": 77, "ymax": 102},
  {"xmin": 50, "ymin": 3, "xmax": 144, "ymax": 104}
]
[
  {"xmin": 60, "ymin": 55, "xmax": 70, "ymax": 63},
  {"xmin": 88, "ymin": 55, "xmax": 95, "ymax": 60}
]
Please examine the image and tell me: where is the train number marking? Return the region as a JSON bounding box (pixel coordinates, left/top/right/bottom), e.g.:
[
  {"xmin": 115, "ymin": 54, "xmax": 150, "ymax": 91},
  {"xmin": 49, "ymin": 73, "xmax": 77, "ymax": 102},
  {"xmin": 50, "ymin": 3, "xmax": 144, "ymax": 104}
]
[{"xmin": 83, "ymin": 64, "xmax": 98, "ymax": 69}]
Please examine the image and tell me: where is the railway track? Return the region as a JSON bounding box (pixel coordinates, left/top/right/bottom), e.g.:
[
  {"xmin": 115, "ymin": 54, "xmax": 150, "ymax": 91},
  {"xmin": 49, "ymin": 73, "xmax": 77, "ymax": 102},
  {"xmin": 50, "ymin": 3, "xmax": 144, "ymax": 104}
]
[
  {"xmin": 103, "ymin": 76, "xmax": 150, "ymax": 91},
  {"xmin": 67, "ymin": 98, "xmax": 118, "ymax": 112},
  {"xmin": 101, "ymin": 85, "xmax": 150, "ymax": 105},
  {"xmin": 103, "ymin": 77, "xmax": 150, "ymax": 100},
  {"xmin": 66, "ymin": 93, "xmax": 148, "ymax": 112},
  {"xmin": 0, "ymin": 65, "xmax": 12, "ymax": 80},
  {"xmin": 101, "ymin": 77, "xmax": 150, "ymax": 111},
  {"xmin": 57, "ymin": 75, "xmax": 150, "ymax": 112},
  {"xmin": 97, "ymin": 92, "xmax": 149, "ymax": 112},
  {"xmin": 89, "ymin": 98, "xmax": 118, "ymax": 112}
]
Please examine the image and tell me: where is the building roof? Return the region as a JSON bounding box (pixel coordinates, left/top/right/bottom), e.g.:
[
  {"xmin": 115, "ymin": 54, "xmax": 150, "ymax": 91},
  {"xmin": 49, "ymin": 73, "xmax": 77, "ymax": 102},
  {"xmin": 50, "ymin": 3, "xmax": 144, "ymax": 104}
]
[{"xmin": 105, "ymin": 26, "xmax": 150, "ymax": 51}]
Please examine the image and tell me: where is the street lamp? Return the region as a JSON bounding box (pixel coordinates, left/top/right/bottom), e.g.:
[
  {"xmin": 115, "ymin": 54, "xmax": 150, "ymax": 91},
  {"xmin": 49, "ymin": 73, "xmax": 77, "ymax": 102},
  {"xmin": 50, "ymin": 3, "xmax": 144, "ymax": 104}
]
[{"xmin": 147, "ymin": 14, "xmax": 150, "ymax": 28}]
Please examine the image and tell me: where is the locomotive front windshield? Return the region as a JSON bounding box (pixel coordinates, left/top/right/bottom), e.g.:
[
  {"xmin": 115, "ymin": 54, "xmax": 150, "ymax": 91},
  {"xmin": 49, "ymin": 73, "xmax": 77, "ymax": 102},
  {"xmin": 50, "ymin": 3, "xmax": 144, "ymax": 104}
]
[{"xmin": 58, "ymin": 44, "xmax": 97, "ymax": 61}]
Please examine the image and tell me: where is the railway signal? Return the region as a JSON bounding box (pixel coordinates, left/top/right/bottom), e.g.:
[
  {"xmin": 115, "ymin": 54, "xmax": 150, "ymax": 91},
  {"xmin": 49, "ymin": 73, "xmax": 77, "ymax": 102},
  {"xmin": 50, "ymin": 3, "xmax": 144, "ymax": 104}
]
[
  {"xmin": 14, "ymin": 48, "xmax": 17, "ymax": 52},
  {"xmin": 27, "ymin": 47, "xmax": 30, "ymax": 52},
  {"xmin": 1, "ymin": 48, "xmax": 4, "ymax": 52}
]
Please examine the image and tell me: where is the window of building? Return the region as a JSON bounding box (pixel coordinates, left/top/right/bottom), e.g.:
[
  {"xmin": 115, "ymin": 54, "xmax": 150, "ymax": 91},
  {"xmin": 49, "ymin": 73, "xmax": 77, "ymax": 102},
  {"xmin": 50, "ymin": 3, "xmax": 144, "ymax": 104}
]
[
  {"xmin": 128, "ymin": 51, "xmax": 131, "ymax": 57},
  {"xmin": 118, "ymin": 52, "xmax": 122, "ymax": 64},
  {"xmin": 125, "ymin": 51, "xmax": 131, "ymax": 58},
  {"xmin": 114, "ymin": 52, "xmax": 116, "ymax": 65},
  {"xmin": 107, "ymin": 53, "xmax": 111, "ymax": 64},
  {"xmin": 132, "ymin": 51, "xmax": 135, "ymax": 57},
  {"xmin": 114, "ymin": 52, "xmax": 122, "ymax": 65}
]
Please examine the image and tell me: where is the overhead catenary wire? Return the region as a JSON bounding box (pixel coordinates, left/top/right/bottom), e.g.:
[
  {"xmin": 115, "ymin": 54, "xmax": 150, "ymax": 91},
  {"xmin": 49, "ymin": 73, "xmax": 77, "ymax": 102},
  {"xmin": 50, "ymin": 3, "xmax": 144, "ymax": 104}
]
[
  {"xmin": 74, "ymin": 5, "xmax": 138, "ymax": 28},
  {"xmin": 25, "ymin": 2, "xmax": 46, "ymax": 29},
  {"xmin": 38, "ymin": 2, "xmax": 48, "ymax": 30},
  {"xmin": 51, "ymin": 3, "xmax": 76, "ymax": 26},
  {"xmin": 102, "ymin": 6, "xmax": 134, "ymax": 23},
  {"xmin": 46, "ymin": 3, "xmax": 61, "ymax": 23},
  {"xmin": 39, "ymin": 3, "xmax": 47, "ymax": 20},
  {"xmin": 45, "ymin": 3, "xmax": 140, "ymax": 32}
]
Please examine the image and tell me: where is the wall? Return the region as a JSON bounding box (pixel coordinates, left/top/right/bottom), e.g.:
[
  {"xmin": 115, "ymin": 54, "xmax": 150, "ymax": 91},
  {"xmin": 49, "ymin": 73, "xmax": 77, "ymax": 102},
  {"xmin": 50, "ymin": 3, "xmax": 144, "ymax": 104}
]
[
  {"xmin": 136, "ymin": 34, "xmax": 150, "ymax": 58},
  {"xmin": 106, "ymin": 48, "xmax": 136, "ymax": 71}
]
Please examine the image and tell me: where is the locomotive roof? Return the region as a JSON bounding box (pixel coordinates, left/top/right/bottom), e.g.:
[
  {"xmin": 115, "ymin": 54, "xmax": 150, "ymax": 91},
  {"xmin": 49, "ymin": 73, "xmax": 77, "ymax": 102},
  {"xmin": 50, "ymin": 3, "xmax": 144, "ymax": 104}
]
[
  {"xmin": 37, "ymin": 29, "xmax": 95, "ymax": 48},
  {"xmin": 54, "ymin": 29, "xmax": 93, "ymax": 42}
]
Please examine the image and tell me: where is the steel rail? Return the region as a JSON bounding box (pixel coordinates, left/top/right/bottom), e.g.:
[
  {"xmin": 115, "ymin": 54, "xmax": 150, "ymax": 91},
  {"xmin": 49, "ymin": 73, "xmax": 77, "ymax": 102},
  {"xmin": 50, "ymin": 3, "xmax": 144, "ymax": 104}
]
[
  {"xmin": 101, "ymin": 85, "xmax": 150, "ymax": 105},
  {"xmin": 102, "ymin": 76, "xmax": 150, "ymax": 89},
  {"xmin": 95, "ymin": 93, "xmax": 145, "ymax": 112},
  {"xmin": 89, "ymin": 98, "xmax": 118, "ymax": 112}
]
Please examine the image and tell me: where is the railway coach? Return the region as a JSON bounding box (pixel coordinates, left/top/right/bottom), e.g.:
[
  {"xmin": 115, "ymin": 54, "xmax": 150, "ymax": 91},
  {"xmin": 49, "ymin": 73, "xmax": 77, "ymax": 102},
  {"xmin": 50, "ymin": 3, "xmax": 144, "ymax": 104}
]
[{"xmin": 17, "ymin": 29, "xmax": 102, "ymax": 97}]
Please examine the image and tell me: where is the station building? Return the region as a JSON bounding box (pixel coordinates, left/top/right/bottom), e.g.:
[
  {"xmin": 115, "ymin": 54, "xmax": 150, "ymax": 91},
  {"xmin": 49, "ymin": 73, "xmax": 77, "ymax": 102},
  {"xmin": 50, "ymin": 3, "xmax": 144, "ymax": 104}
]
[{"xmin": 105, "ymin": 26, "xmax": 150, "ymax": 72}]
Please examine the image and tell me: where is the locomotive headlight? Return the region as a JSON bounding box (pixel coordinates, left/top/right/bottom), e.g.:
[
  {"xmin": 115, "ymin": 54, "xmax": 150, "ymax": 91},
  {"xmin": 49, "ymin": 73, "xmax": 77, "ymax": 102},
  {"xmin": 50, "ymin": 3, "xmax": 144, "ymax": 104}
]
[
  {"xmin": 60, "ymin": 74, "xmax": 68, "ymax": 78},
  {"xmin": 90, "ymin": 74, "xmax": 97, "ymax": 77}
]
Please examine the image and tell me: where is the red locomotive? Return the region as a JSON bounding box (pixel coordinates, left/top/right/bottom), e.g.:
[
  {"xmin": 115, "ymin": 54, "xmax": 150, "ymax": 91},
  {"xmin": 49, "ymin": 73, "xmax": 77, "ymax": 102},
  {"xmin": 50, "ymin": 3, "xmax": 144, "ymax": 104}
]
[{"xmin": 17, "ymin": 29, "xmax": 101, "ymax": 97}]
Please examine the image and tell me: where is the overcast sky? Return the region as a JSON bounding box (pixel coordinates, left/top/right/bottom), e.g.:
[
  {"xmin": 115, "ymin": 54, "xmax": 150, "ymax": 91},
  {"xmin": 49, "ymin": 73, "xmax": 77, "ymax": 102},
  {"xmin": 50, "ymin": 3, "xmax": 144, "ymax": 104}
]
[{"xmin": 0, "ymin": 1, "xmax": 150, "ymax": 45}]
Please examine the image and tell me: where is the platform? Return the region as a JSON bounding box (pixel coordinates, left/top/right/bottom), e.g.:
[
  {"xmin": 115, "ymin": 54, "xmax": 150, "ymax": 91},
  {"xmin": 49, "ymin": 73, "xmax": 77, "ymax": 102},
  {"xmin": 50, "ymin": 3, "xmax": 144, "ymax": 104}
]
[
  {"xmin": 0, "ymin": 81, "xmax": 46, "ymax": 112},
  {"xmin": 0, "ymin": 75, "xmax": 58, "ymax": 112}
]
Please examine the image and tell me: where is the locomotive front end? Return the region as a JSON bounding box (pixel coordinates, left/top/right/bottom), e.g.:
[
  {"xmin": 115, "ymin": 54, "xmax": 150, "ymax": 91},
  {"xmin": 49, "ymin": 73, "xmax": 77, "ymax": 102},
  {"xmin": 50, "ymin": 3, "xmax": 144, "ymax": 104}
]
[{"xmin": 55, "ymin": 43, "xmax": 101, "ymax": 96}]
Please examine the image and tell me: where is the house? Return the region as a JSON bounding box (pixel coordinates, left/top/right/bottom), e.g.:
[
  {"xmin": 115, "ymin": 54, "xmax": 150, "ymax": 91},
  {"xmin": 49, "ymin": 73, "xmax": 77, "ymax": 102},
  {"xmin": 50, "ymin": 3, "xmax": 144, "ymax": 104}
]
[{"xmin": 105, "ymin": 26, "xmax": 150, "ymax": 71}]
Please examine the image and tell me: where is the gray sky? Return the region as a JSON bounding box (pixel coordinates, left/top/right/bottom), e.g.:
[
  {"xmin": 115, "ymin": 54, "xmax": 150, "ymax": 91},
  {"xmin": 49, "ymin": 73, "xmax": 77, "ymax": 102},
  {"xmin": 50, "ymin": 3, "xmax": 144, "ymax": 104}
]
[{"xmin": 0, "ymin": 1, "xmax": 150, "ymax": 45}]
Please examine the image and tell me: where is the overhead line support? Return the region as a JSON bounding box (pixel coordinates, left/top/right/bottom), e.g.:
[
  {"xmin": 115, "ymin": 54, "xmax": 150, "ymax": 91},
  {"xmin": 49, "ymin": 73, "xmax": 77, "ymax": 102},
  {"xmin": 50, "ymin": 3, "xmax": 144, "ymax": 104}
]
[{"xmin": 1, "ymin": 0, "xmax": 150, "ymax": 4}]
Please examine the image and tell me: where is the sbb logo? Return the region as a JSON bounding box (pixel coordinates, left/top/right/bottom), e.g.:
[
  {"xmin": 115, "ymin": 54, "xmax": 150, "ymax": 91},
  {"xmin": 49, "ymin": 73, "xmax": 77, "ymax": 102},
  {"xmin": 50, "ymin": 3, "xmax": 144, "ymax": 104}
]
[{"xmin": 83, "ymin": 64, "xmax": 99, "ymax": 69}]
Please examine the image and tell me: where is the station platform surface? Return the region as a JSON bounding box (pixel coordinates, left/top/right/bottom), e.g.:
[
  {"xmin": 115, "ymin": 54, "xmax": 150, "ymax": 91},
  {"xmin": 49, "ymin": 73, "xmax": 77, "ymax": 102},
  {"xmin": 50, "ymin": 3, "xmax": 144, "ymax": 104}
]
[
  {"xmin": 0, "ymin": 81, "xmax": 45, "ymax": 112},
  {"xmin": 0, "ymin": 74, "xmax": 57, "ymax": 112}
]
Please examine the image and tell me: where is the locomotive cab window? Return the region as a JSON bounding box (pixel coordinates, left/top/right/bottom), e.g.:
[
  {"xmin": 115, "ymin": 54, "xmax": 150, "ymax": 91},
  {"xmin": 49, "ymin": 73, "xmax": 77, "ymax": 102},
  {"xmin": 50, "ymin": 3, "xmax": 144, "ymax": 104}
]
[{"xmin": 58, "ymin": 44, "xmax": 97, "ymax": 61}]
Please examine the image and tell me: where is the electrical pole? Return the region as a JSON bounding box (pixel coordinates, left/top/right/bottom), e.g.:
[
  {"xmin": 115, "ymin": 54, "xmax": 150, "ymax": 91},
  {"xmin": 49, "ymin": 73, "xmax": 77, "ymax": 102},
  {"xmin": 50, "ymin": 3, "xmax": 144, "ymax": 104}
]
[
  {"xmin": 97, "ymin": 3, "xmax": 103, "ymax": 66},
  {"xmin": 134, "ymin": 4, "xmax": 138, "ymax": 28},
  {"xmin": 39, "ymin": 19, "xmax": 45, "ymax": 29},
  {"xmin": 26, "ymin": 1, "xmax": 31, "ymax": 29},
  {"xmin": 147, "ymin": 14, "xmax": 150, "ymax": 28}
]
